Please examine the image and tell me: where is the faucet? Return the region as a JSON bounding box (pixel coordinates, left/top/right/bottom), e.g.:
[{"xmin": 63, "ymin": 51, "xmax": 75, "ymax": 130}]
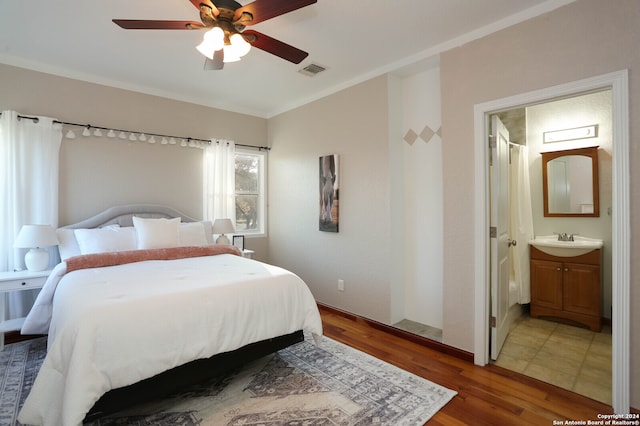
[{"xmin": 556, "ymin": 233, "xmax": 575, "ymax": 242}]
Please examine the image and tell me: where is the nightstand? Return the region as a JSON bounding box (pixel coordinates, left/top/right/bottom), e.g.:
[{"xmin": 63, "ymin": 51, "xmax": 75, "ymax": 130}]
[
  {"xmin": 242, "ymin": 249, "xmax": 255, "ymax": 259},
  {"xmin": 0, "ymin": 269, "xmax": 50, "ymax": 350}
]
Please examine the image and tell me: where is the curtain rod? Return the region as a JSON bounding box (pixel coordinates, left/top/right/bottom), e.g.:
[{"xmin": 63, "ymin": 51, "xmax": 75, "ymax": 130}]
[{"xmin": 2, "ymin": 112, "xmax": 270, "ymax": 151}]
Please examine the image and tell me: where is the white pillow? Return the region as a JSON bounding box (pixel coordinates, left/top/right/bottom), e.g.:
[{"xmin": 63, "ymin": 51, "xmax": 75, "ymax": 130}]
[
  {"xmin": 133, "ymin": 216, "xmax": 181, "ymax": 249},
  {"xmin": 179, "ymin": 222, "xmax": 208, "ymax": 246},
  {"xmin": 74, "ymin": 226, "xmax": 137, "ymax": 255},
  {"xmin": 57, "ymin": 228, "xmax": 81, "ymax": 260}
]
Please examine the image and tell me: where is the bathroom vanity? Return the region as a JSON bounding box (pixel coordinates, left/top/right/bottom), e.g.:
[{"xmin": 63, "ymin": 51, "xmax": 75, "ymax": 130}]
[{"xmin": 529, "ymin": 239, "xmax": 602, "ymax": 332}]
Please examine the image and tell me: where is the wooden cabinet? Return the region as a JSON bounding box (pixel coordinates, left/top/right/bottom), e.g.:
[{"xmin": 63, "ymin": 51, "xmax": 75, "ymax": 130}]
[{"xmin": 530, "ymin": 246, "xmax": 601, "ymax": 331}]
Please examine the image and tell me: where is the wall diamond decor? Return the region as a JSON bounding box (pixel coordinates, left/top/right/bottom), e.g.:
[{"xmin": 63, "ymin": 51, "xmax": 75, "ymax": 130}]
[
  {"xmin": 403, "ymin": 129, "xmax": 418, "ymax": 145},
  {"xmin": 403, "ymin": 124, "xmax": 442, "ymax": 146},
  {"xmin": 420, "ymin": 125, "xmax": 435, "ymax": 142}
]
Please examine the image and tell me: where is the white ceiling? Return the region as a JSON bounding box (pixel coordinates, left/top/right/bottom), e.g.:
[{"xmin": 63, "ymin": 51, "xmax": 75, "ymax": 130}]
[{"xmin": 0, "ymin": 0, "xmax": 572, "ymax": 118}]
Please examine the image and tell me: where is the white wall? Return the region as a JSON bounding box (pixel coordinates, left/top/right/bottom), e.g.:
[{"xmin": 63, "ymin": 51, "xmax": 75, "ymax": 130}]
[
  {"xmin": 268, "ymin": 68, "xmax": 444, "ymax": 331},
  {"xmin": 527, "ymin": 90, "xmax": 613, "ymax": 318},
  {"xmin": 268, "ymin": 76, "xmax": 392, "ymax": 323},
  {"xmin": 396, "ymin": 66, "xmax": 443, "ymax": 328},
  {"xmin": 0, "ymin": 63, "xmax": 270, "ymax": 260}
]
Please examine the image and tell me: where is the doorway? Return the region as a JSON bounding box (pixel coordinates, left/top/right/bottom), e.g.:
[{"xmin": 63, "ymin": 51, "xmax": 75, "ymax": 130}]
[
  {"xmin": 472, "ymin": 70, "xmax": 630, "ymax": 413},
  {"xmin": 488, "ymin": 90, "xmax": 613, "ymax": 404}
]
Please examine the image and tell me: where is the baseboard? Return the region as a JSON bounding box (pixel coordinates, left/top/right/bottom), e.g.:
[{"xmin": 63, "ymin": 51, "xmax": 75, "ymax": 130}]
[{"xmin": 317, "ymin": 303, "xmax": 474, "ymax": 363}]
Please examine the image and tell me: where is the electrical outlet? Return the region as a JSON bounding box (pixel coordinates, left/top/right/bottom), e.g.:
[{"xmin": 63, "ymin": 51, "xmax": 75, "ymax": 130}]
[{"xmin": 338, "ymin": 279, "xmax": 345, "ymax": 292}]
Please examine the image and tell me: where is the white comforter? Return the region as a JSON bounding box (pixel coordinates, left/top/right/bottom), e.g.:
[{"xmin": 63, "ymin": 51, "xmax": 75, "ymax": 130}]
[{"xmin": 18, "ymin": 254, "xmax": 323, "ymax": 426}]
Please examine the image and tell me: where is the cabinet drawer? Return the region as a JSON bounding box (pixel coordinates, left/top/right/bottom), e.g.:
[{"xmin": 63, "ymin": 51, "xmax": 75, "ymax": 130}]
[{"xmin": 1, "ymin": 277, "xmax": 46, "ymax": 292}]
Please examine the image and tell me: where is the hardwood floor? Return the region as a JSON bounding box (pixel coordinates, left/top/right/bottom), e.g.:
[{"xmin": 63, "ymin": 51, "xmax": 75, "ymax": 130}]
[
  {"xmin": 318, "ymin": 305, "xmax": 637, "ymax": 425},
  {"xmin": 6, "ymin": 306, "xmax": 636, "ymax": 424}
]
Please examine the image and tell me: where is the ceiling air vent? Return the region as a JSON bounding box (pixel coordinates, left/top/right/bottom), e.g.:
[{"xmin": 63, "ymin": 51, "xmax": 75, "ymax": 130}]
[{"xmin": 299, "ymin": 63, "xmax": 327, "ymax": 77}]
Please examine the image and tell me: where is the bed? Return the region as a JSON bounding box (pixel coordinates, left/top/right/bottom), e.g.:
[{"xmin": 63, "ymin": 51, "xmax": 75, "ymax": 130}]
[{"xmin": 17, "ymin": 204, "xmax": 323, "ymax": 426}]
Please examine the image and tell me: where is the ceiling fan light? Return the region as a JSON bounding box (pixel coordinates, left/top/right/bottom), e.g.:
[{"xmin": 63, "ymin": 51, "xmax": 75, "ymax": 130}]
[
  {"xmin": 222, "ymin": 45, "xmax": 241, "ymax": 63},
  {"xmin": 207, "ymin": 27, "xmax": 225, "ymax": 50},
  {"xmin": 196, "ymin": 27, "xmax": 224, "ymax": 59},
  {"xmin": 230, "ymin": 33, "xmax": 251, "ymax": 57},
  {"xmin": 196, "ymin": 40, "xmax": 215, "ymax": 59}
]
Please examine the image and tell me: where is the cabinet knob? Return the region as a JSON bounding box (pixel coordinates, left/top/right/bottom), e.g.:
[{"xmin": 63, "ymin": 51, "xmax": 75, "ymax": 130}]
[
  {"xmin": 556, "ymin": 268, "xmax": 561, "ymax": 271},
  {"xmin": 21, "ymin": 281, "xmax": 26, "ymax": 286},
  {"xmin": 564, "ymin": 268, "xmax": 569, "ymax": 272}
]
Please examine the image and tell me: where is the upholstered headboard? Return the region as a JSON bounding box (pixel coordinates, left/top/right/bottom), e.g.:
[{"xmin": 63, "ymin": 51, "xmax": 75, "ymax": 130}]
[
  {"xmin": 56, "ymin": 204, "xmax": 212, "ymax": 263},
  {"xmin": 61, "ymin": 204, "xmax": 200, "ymax": 229}
]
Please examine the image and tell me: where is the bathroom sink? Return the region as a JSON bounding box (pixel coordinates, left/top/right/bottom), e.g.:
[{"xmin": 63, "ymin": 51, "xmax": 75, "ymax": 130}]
[{"xmin": 528, "ymin": 235, "xmax": 603, "ymax": 257}]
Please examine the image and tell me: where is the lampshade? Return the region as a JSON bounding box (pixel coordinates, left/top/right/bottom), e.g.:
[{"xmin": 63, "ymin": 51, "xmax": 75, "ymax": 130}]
[
  {"xmin": 196, "ymin": 27, "xmax": 225, "ymax": 59},
  {"xmin": 212, "ymin": 218, "xmax": 235, "ymax": 245},
  {"xmin": 14, "ymin": 225, "xmax": 58, "ymax": 248},
  {"xmin": 14, "ymin": 224, "xmax": 59, "ymax": 272},
  {"xmin": 228, "ymin": 33, "xmax": 251, "ymax": 58}
]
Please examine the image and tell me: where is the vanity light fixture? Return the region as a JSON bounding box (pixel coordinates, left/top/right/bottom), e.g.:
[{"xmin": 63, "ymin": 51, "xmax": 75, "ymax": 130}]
[{"xmin": 543, "ymin": 124, "xmax": 598, "ymax": 144}]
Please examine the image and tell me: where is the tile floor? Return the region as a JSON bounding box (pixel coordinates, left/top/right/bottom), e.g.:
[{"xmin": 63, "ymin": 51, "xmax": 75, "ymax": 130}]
[
  {"xmin": 393, "ymin": 319, "xmax": 443, "ymax": 342},
  {"xmin": 493, "ymin": 315, "xmax": 612, "ymax": 405}
]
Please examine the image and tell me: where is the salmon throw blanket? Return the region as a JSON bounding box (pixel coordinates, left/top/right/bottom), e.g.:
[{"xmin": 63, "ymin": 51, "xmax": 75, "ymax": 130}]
[{"xmin": 66, "ymin": 245, "xmax": 242, "ymax": 272}]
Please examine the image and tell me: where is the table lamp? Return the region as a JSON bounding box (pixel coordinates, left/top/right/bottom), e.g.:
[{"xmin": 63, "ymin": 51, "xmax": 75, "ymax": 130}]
[
  {"xmin": 212, "ymin": 218, "xmax": 235, "ymax": 245},
  {"xmin": 14, "ymin": 224, "xmax": 59, "ymax": 271}
]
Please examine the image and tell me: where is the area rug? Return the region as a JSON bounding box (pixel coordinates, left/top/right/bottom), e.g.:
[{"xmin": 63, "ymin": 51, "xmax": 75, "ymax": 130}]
[{"xmin": 1, "ymin": 334, "xmax": 456, "ymax": 425}]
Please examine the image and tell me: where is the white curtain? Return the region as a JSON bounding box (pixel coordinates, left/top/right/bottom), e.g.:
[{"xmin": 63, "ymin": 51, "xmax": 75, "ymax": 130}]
[
  {"xmin": 0, "ymin": 111, "xmax": 62, "ymax": 318},
  {"xmin": 509, "ymin": 145, "xmax": 534, "ymax": 304},
  {"xmin": 203, "ymin": 139, "xmax": 236, "ymax": 223}
]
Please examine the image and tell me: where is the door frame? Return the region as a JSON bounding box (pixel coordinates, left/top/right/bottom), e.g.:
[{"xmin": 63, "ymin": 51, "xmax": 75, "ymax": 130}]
[{"xmin": 472, "ymin": 70, "xmax": 629, "ymax": 413}]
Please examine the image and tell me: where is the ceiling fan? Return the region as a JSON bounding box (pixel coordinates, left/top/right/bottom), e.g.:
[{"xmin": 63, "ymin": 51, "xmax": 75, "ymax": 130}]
[{"xmin": 113, "ymin": 0, "xmax": 317, "ymax": 70}]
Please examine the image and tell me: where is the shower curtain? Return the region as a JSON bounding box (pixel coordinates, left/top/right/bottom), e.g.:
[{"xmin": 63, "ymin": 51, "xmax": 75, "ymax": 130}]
[{"xmin": 509, "ymin": 145, "xmax": 534, "ymax": 304}]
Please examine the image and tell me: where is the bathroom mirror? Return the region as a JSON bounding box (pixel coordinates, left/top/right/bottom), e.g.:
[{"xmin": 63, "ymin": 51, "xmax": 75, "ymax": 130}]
[{"xmin": 542, "ymin": 146, "xmax": 599, "ymax": 217}]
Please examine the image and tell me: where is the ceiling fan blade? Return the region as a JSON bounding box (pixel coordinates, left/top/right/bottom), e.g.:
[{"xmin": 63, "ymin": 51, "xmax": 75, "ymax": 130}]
[
  {"xmin": 234, "ymin": 0, "xmax": 317, "ymax": 25},
  {"xmin": 112, "ymin": 19, "xmax": 205, "ymax": 30},
  {"xmin": 204, "ymin": 50, "xmax": 225, "ymax": 70},
  {"xmin": 189, "ymin": 0, "xmax": 219, "ymax": 15},
  {"xmin": 243, "ymin": 30, "xmax": 308, "ymax": 64}
]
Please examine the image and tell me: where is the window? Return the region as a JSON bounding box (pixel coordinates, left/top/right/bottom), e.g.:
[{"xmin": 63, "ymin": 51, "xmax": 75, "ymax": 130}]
[{"xmin": 234, "ymin": 149, "xmax": 266, "ymax": 236}]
